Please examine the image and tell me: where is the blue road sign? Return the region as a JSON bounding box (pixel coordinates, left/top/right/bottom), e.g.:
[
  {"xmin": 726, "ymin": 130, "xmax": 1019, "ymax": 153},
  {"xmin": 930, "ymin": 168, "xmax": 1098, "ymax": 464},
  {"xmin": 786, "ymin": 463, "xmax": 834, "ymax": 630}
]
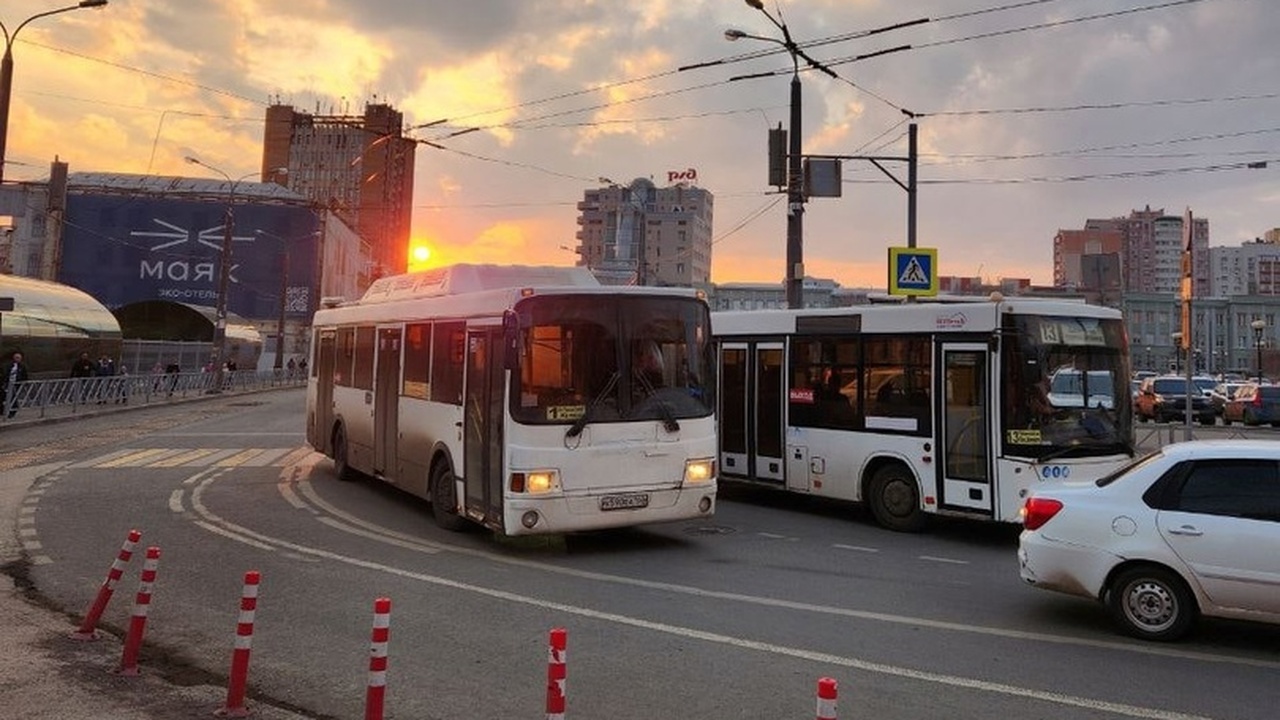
[{"xmin": 888, "ymin": 247, "xmax": 938, "ymax": 296}]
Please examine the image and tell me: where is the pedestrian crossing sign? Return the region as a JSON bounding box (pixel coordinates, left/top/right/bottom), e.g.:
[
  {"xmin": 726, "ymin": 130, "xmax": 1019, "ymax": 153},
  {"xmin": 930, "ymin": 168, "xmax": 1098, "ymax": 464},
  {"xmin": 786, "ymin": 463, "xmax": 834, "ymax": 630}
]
[{"xmin": 888, "ymin": 247, "xmax": 938, "ymax": 296}]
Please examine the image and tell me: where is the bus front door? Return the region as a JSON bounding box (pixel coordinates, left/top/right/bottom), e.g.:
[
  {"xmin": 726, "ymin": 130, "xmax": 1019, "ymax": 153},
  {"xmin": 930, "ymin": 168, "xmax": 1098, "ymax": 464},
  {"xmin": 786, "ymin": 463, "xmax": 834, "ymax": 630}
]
[
  {"xmin": 374, "ymin": 328, "xmax": 401, "ymax": 477},
  {"xmin": 718, "ymin": 342, "xmax": 783, "ymax": 483},
  {"xmin": 755, "ymin": 344, "xmax": 785, "ymax": 483},
  {"xmin": 938, "ymin": 344, "xmax": 993, "ymax": 514},
  {"xmin": 463, "ymin": 328, "xmax": 505, "ymax": 529}
]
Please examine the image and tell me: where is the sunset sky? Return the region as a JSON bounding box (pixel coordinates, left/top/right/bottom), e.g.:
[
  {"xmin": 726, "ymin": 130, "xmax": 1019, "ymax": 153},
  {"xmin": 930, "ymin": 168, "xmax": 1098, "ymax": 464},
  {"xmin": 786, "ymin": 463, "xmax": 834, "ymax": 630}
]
[{"xmin": 5, "ymin": 0, "xmax": 1277, "ymax": 288}]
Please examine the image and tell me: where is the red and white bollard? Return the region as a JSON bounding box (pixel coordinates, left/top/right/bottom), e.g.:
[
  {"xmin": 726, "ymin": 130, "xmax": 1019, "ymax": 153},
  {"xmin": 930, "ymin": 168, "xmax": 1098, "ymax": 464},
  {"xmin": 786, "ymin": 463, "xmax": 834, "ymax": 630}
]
[
  {"xmin": 816, "ymin": 677, "xmax": 838, "ymax": 720},
  {"xmin": 546, "ymin": 627, "xmax": 567, "ymax": 720},
  {"xmin": 118, "ymin": 546, "xmax": 160, "ymax": 676},
  {"xmin": 365, "ymin": 597, "xmax": 391, "ymax": 720},
  {"xmin": 72, "ymin": 528, "xmax": 141, "ymax": 640},
  {"xmin": 216, "ymin": 571, "xmax": 261, "ymax": 717}
]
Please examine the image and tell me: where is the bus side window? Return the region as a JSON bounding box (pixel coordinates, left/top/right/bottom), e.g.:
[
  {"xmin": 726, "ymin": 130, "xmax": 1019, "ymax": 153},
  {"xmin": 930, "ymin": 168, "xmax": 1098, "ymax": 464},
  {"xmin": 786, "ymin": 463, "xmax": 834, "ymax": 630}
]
[{"xmin": 431, "ymin": 321, "xmax": 465, "ymax": 405}]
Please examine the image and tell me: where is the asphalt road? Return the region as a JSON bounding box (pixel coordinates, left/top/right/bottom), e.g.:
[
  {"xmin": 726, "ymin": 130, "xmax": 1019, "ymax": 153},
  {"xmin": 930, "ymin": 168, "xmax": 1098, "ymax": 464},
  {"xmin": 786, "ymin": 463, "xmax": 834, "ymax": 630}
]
[{"xmin": 7, "ymin": 391, "xmax": 1280, "ymax": 719}]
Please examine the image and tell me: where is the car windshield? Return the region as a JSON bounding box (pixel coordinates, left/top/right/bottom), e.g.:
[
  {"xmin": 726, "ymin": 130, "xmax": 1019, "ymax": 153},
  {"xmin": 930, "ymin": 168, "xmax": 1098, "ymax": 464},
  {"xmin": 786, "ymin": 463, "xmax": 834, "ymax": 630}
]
[
  {"xmin": 1153, "ymin": 378, "xmax": 1191, "ymax": 394},
  {"xmin": 1192, "ymin": 377, "xmax": 1216, "ymax": 392}
]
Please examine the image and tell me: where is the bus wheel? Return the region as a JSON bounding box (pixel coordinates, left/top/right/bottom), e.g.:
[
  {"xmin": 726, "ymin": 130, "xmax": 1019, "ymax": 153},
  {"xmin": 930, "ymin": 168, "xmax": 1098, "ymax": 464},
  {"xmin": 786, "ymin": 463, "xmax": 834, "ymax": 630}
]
[
  {"xmin": 867, "ymin": 464, "xmax": 926, "ymax": 533},
  {"xmin": 332, "ymin": 425, "xmax": 358, "ymax": 482},
  {"xmin": 430, "ymin": 463, "xmax": 469, "ymax": 532}
]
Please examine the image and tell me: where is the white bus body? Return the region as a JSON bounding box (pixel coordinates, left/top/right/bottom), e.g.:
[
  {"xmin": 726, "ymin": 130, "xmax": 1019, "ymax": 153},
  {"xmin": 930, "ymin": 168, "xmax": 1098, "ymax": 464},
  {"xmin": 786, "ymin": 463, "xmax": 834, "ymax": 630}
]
[
  {"xmin": 307, "ymin": 264, "xmax": 717, "ymax": 536},
  {"xmin": 713, "ymin": 298, "xmax": 1133, "ymax": 531}
]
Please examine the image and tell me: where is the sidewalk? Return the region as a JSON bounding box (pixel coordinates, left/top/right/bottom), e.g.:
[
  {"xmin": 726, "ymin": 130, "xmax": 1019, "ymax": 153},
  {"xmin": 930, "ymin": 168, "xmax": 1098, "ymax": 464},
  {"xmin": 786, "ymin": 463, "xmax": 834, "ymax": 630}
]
[{"xmin": 0, "ymin": 399, "xmax": 315, "ymax": 719}]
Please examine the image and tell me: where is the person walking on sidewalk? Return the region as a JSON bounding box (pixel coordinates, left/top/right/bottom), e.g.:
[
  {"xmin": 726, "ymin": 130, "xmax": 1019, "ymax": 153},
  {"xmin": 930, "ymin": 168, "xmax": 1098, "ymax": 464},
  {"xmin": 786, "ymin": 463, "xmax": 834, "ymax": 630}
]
[{"xmin": 2, "ymin": 351, "xmax": 29, "ymax": 419}]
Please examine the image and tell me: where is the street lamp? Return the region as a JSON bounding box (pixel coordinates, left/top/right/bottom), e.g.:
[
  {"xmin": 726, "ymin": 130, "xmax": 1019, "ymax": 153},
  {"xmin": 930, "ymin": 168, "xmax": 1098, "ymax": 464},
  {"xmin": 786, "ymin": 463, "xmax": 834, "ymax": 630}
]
[
  {"xmin": 0, "ymin": 1, "xmax": 108, "ymax": 183},
  {"xmin": 726, "ymin": 0, "xmax": 813, "ymax": 309},
  {"xmin": 1252, "ymin": 319, "xmax": 1266, "ymax": 384},
  {"xmin": 184, "ymin": 155, "xmax": 285, "ymax": 390}
]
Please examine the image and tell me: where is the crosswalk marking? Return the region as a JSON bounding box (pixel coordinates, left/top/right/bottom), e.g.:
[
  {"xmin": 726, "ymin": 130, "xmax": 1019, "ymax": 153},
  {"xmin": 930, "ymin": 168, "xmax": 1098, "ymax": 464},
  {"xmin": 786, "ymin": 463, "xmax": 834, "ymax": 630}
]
[
  {"xmin": 150, "ymin": 449, "xmax": 218, "ymax": 467},
  {"xmin": 97, "ymin": 448, "xmax": 173, "ymax": 468},
  {"xmin": 70, "ymin": 447, "xmax": 316, "ymax": 470}
]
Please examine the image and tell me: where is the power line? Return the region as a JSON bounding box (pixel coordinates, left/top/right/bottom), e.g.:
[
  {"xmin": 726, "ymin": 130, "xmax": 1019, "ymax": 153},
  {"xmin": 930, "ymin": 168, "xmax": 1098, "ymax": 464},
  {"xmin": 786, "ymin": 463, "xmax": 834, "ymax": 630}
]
[{"xmin": 922, "ymin": 92, "xmax": 1280, "ymax": 118}]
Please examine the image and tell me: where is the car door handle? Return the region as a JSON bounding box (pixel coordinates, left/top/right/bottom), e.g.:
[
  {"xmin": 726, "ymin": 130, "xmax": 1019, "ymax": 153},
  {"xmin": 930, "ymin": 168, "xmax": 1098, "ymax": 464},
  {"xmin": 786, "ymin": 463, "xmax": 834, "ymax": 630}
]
[{"xmin": 1167, "ymin": 525, "xmax": 1203, "ymax": 537}]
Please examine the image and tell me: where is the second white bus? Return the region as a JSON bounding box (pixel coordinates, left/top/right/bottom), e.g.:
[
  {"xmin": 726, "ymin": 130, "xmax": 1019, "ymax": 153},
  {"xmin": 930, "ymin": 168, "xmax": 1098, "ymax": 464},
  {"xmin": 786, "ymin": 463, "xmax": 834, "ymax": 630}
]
[
  {"xmin": 306, "ymin": 264, "xmax": 717, "ymax": 536},
  {"xmin": 712, "ymin": 297, "xmax": 1133, "ymax": 531}
]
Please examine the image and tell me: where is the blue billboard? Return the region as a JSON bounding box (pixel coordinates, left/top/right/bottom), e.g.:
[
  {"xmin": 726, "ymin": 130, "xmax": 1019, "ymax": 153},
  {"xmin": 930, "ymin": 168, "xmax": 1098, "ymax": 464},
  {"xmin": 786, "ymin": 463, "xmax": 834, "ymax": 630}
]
[{"xmin": 60, "ymin": 194, "xmax": 320, "ymax": 321}]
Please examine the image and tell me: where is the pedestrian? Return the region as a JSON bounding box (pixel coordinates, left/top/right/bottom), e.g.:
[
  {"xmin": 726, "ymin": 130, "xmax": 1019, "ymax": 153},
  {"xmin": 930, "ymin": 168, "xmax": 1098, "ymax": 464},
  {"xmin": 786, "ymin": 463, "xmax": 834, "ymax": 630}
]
[
  {"xmin": 298, "ymin": 358, "xmax": 307, "ymax": 376},
  {"xmin": 286, "ymin": 357, "xmax": 297, "ymax": 380},
  {"xmin": 95, "ymin": 355, "xmax": 115, "ymax": 404},
  {"xmin": 71, "ymin": 351, "xmax": 95, "ymax": 403},
  {"xmin": 2, "ymin": 351, "xmax": 30, "ymax": 419},
  {"xmin": 165, "ymin": 361, "xmax": 181, "ymax": 397}
]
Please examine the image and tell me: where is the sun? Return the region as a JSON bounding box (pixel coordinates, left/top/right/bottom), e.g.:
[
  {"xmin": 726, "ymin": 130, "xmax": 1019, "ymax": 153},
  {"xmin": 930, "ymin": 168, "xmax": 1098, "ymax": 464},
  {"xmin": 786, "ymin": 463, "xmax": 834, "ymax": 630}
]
[{"xmin": 408, "ymin": 242, "xmax": 432, "ymax": 271}]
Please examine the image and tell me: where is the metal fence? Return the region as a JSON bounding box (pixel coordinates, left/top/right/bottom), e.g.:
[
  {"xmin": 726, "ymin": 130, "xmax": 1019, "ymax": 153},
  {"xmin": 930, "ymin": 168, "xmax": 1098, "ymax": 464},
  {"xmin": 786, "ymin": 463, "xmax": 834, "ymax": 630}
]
[{"xmin": 1, "ymin": 369, "xmax": 306, "ymax": 423}]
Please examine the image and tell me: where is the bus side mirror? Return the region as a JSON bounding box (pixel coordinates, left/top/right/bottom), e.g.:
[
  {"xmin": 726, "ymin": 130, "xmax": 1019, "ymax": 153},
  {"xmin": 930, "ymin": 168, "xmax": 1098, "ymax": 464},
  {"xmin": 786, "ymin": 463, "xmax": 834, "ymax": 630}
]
[{"xmin": 502, "ymin": 311, "xmax": 519, "ymax": 370}]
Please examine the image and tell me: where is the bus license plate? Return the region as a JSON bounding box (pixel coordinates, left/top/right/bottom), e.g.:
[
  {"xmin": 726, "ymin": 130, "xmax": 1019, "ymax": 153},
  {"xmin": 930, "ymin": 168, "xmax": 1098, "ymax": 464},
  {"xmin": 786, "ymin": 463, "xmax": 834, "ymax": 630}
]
[{"xmin": 599, "ymin": 493, "xmax": 650, "ymax": 511}]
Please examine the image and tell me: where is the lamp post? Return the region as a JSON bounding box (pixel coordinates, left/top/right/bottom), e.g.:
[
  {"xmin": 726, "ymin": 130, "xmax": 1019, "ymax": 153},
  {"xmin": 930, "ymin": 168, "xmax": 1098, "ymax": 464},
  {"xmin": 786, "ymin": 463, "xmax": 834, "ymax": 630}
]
[
  {"xmin": 184, "ymin": 156, "xmax": 285, "ymax": 391},
  {"xmin": 0, "ymin": 1, "xmax": 108, "ymax": 183},
  {"xmin": 726, "ymin": 0, "xmax": 807, "ymax": 309},
  {"xmin": 1252, "ymin": 319, "xmax": 1266, "ymax": 384}
]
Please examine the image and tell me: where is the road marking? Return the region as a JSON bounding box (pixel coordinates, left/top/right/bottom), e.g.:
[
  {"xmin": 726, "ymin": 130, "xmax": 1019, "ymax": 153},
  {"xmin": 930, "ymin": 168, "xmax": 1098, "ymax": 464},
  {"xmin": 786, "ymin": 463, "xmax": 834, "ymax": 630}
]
[
  {"xmin": 168, "ymin": 489, "xmax": 184, "ymax": 513},
  {"xmin": 919, "ymin": 555, "xmax": 970, "ymax": 565},
  {"xmin": 188, "ymin": 449, "xmax": 241, "ymax": 467},
  {"xmin": 241, "ymin": 448, "xmax": 293, "ymax": 467},
  {"xmin": 151, "ymin": 449, "xmax": 218, "ymax": 468},
  {"xmin": 833, "ymin": 543, "xmax": 879, "ymax": 553},
  {"xmin": 756, "ymin": 532, "xmax": 787, "ymax": 539},
  {"xmin": 97, "ymin": 448, "xmax": 170, "ymax": 467},
  {"xmin": 187, "ymin": 474, "xmax": 1213, "ymax": 720},
  {"xmin": 242, "ymin": 473, "xmax": 1280, "ymax": 674},
  {"xmin": 216, "ymin": 449, "xmax": 273, "ymax": 467}
]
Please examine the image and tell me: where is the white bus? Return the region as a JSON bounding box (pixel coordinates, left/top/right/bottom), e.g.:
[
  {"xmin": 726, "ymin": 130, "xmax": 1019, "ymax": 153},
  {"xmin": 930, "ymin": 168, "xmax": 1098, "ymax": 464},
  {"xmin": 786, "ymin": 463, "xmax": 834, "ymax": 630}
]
[
  {"xmin": 306, "ymin": 264, "xmax": 717, "ymax": 535},
  {"xmin": 712, "ymin": 297, "xmax": 1133, "ymax": 531}
]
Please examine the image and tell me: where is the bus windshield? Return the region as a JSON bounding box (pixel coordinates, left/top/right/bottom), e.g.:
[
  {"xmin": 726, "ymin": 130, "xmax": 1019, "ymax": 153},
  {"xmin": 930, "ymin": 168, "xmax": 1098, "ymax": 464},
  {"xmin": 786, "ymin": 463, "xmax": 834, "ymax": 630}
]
[
  {"xmin": 1001, "ymin": 313, "xmax": 1132, "ymax": 459},
  {"xmin": 511, "ymin": 295, "xmax": 714, "ymax": 426}
]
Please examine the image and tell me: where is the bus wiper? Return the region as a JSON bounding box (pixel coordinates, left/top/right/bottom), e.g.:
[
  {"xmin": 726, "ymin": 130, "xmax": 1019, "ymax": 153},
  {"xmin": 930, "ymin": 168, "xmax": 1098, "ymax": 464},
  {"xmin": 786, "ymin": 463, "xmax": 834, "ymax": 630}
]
[
  {"xmin": 565, "ymin": 371, "xmax": 619, "ymax": 440},
  {"xmin": 634, "ymin": 372, "xmax": 681, "ymax": 433}
]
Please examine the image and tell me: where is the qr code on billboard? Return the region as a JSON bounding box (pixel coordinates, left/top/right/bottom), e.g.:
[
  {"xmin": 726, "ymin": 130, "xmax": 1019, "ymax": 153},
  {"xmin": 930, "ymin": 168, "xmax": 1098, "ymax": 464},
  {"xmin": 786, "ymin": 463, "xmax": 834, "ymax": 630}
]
[{"xmin": 286, "ymin": 287, "xmax": 310, "ymax": 313}]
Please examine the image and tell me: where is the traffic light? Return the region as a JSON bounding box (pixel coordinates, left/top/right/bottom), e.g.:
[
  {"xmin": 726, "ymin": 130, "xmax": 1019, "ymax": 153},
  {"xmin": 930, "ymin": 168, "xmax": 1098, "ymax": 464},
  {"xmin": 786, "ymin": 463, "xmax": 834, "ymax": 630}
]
[{"xmin": 768, "ymin": 124, "xmax": 787, "ymax": 188}]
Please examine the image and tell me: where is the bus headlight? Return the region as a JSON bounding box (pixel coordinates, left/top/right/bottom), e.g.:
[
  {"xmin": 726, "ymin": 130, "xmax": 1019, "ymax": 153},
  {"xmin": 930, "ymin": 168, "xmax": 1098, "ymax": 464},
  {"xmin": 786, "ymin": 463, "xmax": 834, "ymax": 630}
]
[
  {"xmin": 511, "ymin": 470, "xmax": 559, "ymax": 494},
  {"xmin": 683, "ymin": 458, "xmax": 715, "ymax": 484}
]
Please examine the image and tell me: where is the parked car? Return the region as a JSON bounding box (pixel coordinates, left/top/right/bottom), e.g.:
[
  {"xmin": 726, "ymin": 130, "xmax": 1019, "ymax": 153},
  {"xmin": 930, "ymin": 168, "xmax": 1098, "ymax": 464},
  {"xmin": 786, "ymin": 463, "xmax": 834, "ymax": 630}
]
[
  {"xmin": 1134, "ymin": 376, "xmax": 1215, "ymax": 425},
  {"xmin": 1222, "ymin": 383, "xmax": 1280, "ymax": 426},
  {"xmin": 1018, "ymin": 440, "xmax": 1280, "ymax": 641},
  {"xmin": 1208, "ymin": 381, "xmax": 1246, "ymax": 416},
  {"xmin": 1047, "ymin": 368, "xmax": 1115, "ymax": 409}
]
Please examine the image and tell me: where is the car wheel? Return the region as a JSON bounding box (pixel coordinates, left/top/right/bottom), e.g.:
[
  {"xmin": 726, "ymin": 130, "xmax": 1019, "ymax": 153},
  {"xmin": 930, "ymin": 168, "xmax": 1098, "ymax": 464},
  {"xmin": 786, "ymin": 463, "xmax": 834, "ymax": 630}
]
[
  {"xmin": 331, "ymin": 425, "xmax": 358, "ymax": 482},
  {"xmin": 1108, "ymin": 566, "xmax": 1197, "ymax": 642},
  {"xmin": 866, "ymin": 464, "xmax": 926, "ymax": 533},
  {"xmin": 1222, "ymin": 416, "xmax": 1232, "ymax": 426},
  {"xmin": 1199, "ymin": 416, "xmax": 1215, "ymax": 426},
  {"xmin": 430, "ymin": 462, "xmax": 470, "ymax": 532}
]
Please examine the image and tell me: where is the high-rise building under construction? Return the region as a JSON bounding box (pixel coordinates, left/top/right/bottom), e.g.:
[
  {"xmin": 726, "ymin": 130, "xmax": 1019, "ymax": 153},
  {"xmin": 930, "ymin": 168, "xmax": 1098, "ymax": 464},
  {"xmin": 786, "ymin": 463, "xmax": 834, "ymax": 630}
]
[{"xmin": 262, "ymin": 102, "xmax": 416, "ymax": 278}]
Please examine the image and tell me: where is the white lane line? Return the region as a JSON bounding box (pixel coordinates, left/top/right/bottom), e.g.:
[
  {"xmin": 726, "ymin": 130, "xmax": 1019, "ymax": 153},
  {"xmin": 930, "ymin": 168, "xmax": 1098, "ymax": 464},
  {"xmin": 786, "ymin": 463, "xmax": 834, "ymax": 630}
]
[
  {"xmin": 283, "ymin": 479, "xmax": 1280, "ymax": 673},
  {"xmin": 756, "ymin": 532, "xmax": 787, "ymax": 539},
  {"xmin": 919, "ymin": 555, "xmax": 970, "ymax": 566},
  {"xmin": 833, "ymin": 544, "xmax": 879, "ymax": 553},
  {"xmin": 186, "ymin": 478, "xmax": 1211, "ymax": 720},
  {"xmin": 168, "ymin": 489, "xmax": 184, "ymax": 514},
  {"xmin": 295, "ymin": 481, "xmax": 444, "ymax": 553},
  {"xmin": 191, "ymin": 520, "xmax": 276, "ymax": 551}
]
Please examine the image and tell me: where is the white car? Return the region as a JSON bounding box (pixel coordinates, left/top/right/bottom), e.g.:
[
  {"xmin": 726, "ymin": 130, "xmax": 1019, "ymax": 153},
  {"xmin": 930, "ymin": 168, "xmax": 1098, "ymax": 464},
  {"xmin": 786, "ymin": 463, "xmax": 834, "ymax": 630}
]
[{"xmin": 1018, "ymin": 440, "xmax": 1280, "ymax": 641}]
